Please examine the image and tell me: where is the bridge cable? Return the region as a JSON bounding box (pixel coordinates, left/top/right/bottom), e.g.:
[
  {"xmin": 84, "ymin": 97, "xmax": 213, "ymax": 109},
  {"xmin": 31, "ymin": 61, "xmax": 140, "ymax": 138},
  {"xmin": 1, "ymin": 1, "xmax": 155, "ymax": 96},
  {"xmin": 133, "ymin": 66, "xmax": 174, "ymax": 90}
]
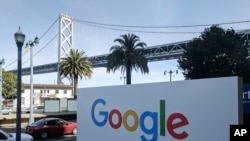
[
  {"xmin": 5, "ymin": 18, "xmax": 59, "ymax": 69},
  {"xmin": 77, "ymin": 22, "xmax": 201, "ymax": 34},
  {"xmin": 74, "ymin": 19, "xmax": 250, "ymax": 29},
  {"xmin": 39, "ymin": 17, "xmax": 59, "ymax": 41},
  {"xmin": 22, "ymin": 33, "xmax": 59, "ymax": 65}
]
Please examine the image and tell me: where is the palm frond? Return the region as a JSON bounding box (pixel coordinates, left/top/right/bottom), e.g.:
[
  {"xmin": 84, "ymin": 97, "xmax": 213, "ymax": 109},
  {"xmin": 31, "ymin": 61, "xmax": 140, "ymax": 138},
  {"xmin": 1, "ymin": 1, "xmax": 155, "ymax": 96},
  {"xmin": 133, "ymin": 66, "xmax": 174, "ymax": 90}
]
[
  {"xmin": 106, "ymin": 33, "xmax": 149, "ymax": 84},
  {"xmin": 59, "ymin": 49, "xmax": 93, "ymax": 80}
]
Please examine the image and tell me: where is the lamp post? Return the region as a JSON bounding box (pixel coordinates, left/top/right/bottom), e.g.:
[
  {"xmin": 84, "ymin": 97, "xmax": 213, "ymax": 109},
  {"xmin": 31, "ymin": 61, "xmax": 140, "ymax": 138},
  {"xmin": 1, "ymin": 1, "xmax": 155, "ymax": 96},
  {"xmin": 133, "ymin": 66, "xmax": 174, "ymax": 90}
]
[
  {"xmin": 0, "ymin": 59, "xmax": 4, "ymax": 115},
  {"xmin": 25, "ymin": 36, "xmax": 39, "ymax": 125},
  {"xmin": 164, "ymin": 70, "xmax": 178, "ymax": 82},
  {"xmin": 14, "ymin": 27, "xmax": 25, "ymax": 141}
]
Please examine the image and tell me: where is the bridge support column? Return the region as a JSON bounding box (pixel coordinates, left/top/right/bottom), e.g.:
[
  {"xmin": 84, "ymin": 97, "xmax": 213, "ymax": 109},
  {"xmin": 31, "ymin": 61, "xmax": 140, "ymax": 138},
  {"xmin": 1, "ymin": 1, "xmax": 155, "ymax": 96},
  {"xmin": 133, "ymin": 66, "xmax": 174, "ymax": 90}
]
[{"xmin": 58, "ymin": 13, "xmax": 74, "ymax": 85}]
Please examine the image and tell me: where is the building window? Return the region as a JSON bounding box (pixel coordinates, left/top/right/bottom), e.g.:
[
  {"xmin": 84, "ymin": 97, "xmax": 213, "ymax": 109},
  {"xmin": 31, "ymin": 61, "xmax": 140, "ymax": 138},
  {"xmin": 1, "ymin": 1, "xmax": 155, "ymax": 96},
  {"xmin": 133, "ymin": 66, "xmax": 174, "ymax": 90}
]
[
  {"xmin": 47, "ymin": 90, "xmax": 50, "ymax": 93},
  {"xmin": 55, "ymin": 90, "xmax": 59, "ymax": 94},
  {"xmin": 63, "ymin": 90, "xmax": 67, "ymax": 94},
  {"xmin": 40, "ymin": 90, "xmax": 43, "ymax": 93}
]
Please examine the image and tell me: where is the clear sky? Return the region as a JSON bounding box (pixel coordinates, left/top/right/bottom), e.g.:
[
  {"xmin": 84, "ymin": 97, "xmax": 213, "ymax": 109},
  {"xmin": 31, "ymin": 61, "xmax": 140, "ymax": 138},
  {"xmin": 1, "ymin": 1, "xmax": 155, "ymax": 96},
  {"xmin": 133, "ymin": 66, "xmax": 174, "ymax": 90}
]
[{"xmin": 1, "ymin": 0, "xmax": 250, "ymax": 88}]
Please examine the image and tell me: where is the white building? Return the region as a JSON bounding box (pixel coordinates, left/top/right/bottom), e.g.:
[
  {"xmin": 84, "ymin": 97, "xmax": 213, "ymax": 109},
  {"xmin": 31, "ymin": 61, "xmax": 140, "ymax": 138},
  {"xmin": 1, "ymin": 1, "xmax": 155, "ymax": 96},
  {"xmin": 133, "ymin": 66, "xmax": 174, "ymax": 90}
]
[{"xmin": 19, "ymin": 83, "xmax": 74, "ymax": 109}]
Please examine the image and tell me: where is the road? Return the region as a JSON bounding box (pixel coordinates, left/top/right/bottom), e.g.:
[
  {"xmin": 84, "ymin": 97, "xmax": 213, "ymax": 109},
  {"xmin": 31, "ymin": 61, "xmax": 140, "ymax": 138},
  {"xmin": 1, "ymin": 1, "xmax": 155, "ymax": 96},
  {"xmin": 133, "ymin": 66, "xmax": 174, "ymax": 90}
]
[{"xmin": 0, "ymin": 122, "xmax": 76, "ymax": 141}]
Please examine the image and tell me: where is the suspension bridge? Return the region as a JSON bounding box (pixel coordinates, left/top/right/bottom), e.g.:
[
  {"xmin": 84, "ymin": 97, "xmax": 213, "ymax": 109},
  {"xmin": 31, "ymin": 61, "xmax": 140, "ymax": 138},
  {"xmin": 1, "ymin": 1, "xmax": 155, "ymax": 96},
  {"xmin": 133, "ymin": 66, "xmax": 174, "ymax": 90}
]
[{"xmin": 5, "ymin": 13, "xmax": 250, "ymax": 84}]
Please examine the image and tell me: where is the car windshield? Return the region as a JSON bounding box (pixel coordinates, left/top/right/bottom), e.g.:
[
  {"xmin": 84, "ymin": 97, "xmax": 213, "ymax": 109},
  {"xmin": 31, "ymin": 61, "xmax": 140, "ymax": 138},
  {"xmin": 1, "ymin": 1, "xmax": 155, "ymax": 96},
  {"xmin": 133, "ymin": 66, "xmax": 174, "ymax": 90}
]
[{"xmin": 32, "ymin": 119, "xmax": 45, "ymax": 126}]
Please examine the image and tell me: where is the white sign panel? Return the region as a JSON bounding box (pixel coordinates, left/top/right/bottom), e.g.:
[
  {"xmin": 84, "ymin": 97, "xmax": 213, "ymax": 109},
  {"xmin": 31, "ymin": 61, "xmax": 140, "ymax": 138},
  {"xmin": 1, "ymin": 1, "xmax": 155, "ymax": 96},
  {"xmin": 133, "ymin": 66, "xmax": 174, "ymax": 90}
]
[
  {"xmin": 44, "ymin": 100, "xmax": 60, "ymax": 112},
  {"xmin": 77, "ymin": 77, "xmax": 242, "ymax": 141}
]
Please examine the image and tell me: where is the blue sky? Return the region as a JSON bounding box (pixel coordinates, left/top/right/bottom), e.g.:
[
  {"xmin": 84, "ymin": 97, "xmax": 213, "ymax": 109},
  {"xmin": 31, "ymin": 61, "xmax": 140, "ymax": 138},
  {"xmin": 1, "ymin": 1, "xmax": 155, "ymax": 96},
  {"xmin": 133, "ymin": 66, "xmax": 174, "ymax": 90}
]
[{"xmin": 1, "ymin": 0, "xmax": 250, "ymax": 88}]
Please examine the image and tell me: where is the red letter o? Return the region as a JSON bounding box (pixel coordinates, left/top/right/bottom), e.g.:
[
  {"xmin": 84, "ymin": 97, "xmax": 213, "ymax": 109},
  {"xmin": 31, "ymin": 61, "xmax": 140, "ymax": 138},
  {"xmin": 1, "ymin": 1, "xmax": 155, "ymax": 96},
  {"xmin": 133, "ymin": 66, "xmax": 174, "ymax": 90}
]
[{"xmin": 109, "ymin": 109, "xmax": 122, "ymax": 129}]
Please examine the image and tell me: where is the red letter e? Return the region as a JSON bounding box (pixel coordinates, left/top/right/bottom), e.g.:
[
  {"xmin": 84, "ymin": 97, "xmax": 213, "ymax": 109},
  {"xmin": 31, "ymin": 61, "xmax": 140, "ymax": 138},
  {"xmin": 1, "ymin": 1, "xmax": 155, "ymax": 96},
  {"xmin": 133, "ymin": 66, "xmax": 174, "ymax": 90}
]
[{"xmin": 167, "ymin": 113, "xmax": 189, "ymax": 139}]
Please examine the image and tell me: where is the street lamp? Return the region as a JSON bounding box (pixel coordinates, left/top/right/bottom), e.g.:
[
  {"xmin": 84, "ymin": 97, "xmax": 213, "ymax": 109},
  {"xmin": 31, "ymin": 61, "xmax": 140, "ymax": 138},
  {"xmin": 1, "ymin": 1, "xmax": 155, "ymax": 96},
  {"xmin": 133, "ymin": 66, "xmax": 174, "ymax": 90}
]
[
  {"xmin": 25, "ymin": 36, "xmax": 39, "ymax": 125},
  {"xmin": 0, "ymin": 59, "xmax": 5, "ymax": 115},
  {"xmin": 164, "ymin": 70, "xmax": 178, "ymax": 82},
  {"xmin": 14, "ymin": 27, "xmax": 25, "ymax": 141},
  {"xmin": 120, "ymin": 76, "xmax": 126, "ymax": 85}
]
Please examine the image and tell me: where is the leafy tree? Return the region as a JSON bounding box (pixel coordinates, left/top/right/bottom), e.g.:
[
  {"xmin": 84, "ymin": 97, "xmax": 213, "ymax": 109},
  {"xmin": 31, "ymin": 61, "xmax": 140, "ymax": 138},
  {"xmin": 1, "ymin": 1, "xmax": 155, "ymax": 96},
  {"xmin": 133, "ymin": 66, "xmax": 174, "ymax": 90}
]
[
  {"xmin": 2, "ymin": 69, "xmax": 25, "ymax": 99},
  {"xmin": 2, "ymin": 69, "xmax": 17, "ymax": 99},
  {"xmin": 178, "ymin": 25, "xmax": 250, "ymax": 83},
  {"xmin": 59, "ymin": 49, "xmax": 93, "ymax": 99},
  {"xmin": 107, "ymin": 33, "xmax": 149, "ymax": 85}
]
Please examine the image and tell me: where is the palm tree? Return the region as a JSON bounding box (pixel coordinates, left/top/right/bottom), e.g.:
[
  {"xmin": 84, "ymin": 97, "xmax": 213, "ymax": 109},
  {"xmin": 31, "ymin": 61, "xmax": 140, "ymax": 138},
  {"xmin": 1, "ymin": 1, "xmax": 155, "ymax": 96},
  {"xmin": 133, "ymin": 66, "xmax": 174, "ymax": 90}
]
[
  {"xmin": 107, "ymin": 33, "xmax": 149, "ymax": 85},
  {"xmin": 59, "ymin": 49, "xmax": 92, "ymax": 98}
]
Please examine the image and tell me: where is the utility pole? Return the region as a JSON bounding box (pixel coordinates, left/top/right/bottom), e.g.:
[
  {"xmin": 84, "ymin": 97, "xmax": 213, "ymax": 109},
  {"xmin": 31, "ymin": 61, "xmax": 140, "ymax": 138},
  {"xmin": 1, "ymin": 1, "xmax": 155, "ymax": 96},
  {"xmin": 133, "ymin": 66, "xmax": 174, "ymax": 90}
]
[
  {"xmin": 0, "ymin": 59, "xmax": 5, "ymax": 114},
  {"xmin": 25, "ymin": 36, "xmax": 39, "ymax": 125}
]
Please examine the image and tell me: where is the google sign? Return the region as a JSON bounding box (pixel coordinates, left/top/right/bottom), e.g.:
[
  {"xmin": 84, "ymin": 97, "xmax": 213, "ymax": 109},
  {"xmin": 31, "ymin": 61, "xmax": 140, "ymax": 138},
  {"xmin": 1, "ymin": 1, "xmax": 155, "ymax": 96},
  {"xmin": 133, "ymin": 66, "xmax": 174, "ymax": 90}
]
[
  {"xmin": 91, "ymin": 99, "xmax": 189, "ymax": 140},
  {"xmin": 77, "ymin": 77, "xmax": 243, "ymax": 141}
]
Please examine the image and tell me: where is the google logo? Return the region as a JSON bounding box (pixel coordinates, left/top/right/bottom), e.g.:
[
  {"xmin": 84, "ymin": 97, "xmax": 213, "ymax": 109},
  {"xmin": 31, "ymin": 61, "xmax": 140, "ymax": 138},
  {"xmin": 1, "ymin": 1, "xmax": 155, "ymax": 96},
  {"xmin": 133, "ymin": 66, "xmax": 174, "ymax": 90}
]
[{"xmin": 91, "ymin": 98, "xmax": 189, "ymax": 141}]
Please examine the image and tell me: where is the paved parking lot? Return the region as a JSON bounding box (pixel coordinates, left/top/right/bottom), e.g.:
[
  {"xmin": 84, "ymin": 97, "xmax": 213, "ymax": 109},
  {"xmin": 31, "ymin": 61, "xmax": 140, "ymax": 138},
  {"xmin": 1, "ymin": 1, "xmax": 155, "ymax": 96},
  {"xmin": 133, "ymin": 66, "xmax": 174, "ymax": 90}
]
[{"xmin": 0, "ymin": 112, "xmax": 77, "ymax": 141}]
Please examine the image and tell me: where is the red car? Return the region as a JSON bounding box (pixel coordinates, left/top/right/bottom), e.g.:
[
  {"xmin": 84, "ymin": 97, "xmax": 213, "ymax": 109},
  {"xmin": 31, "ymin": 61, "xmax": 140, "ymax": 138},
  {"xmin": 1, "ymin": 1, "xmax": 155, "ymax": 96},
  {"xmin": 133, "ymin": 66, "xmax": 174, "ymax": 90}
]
[{"xmin": 25, "ymin": 117, "xmax": 77, "ymax": 139}]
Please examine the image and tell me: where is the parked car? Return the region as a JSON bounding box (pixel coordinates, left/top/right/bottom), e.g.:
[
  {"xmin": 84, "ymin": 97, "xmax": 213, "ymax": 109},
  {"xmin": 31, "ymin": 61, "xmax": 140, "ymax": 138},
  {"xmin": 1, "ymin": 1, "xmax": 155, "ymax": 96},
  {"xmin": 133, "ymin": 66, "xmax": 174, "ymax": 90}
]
[
  {"xmin": 1, "ymin": 107, "xmax": 13, "ymax": 115},
  {"xmin": 0, "ymin": 129, "xmax": 34, "ymax": 141},
  {"xmin": 24, "ymin": 106, "xmax": 44, "ymax": 113},
  {"xmin": 25, "ymin": 117, "xmax": 77, "ymax": 139}
]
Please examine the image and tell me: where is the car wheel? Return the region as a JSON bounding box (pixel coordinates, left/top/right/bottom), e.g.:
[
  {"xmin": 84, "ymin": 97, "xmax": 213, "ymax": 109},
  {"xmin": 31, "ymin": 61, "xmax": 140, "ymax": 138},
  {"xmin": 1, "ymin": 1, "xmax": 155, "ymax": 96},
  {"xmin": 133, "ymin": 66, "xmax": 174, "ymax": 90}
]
[
  {"xmin": 40, "ymin": 132, "xmax": 49, "ymax": 139},
  {"xmin": 72, "ymin": 128, "xmax": 77, "ymax": 135}
]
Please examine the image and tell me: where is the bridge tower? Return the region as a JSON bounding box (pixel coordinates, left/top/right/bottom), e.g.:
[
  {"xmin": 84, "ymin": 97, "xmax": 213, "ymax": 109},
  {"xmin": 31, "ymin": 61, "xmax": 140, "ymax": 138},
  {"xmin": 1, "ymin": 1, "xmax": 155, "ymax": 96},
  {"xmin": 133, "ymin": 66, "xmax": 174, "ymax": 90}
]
[{"xmin": 57, "ymin": 13, "xmax": 74, "ymax": 84}]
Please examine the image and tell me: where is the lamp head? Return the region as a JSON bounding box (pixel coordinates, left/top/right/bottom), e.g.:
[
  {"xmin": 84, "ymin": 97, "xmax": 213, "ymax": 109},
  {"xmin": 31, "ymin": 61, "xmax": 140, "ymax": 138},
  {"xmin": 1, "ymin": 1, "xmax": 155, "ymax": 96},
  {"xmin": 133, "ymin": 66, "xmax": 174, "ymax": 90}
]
[
  {"xmin": 0, "ymin": 58, "xmax": 4, "ymax": 65},
  {"xmin": 25, "ymin": 43, "xmax": 30, "ymax": 52},
  {"xmin": 164, "ymin": 70, "xmax": 167, "ymax": 75},
  {"xmin": 34, "ymin": 36, "xmax": 39, "ymax": 46},
  {"xmin": 14, "ymin": 27, "xmax": 25, "ymax": 46}
]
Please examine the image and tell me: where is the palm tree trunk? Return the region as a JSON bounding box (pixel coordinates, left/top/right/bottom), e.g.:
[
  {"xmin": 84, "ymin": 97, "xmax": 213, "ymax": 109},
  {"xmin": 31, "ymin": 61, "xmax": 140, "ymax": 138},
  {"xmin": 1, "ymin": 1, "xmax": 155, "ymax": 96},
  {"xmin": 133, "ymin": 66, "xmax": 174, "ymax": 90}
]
[
  {"xmin": 74, "ymin": 75, "xmax": 78, "ymax": 99},
  {"xmin": 126, "ymin": 61, "xmax": 131, "ymax": 85}
]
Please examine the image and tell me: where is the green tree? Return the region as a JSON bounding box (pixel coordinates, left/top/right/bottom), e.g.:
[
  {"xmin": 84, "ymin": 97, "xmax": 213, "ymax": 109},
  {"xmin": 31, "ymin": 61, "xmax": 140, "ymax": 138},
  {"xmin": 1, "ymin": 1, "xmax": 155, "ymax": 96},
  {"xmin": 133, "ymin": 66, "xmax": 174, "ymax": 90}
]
[
  {"xmin": 107, "ymin": 33, "xmax": 149, "ymax": 84},
  {"xmin": 2, "ymin": 69, "xmax": 25, "ymax": 99},
  {"xmin": 178, "ymin": 25, "xmax": 250, "ymax": 83},
  {"xmin": 2, "ymin": 69, "xmax": 17, "ymax": 99},
  {"xmin": 59, "ymin": 49, "xmax": 93, "ymax": 99}
]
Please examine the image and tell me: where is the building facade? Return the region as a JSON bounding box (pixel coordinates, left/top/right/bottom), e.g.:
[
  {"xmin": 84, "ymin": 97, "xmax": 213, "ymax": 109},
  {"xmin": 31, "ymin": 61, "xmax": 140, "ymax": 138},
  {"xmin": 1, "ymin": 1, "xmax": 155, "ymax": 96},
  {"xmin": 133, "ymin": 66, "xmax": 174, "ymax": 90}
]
[{"xmin": 19, "ymin": 83, "xmax": 74, "ymax": 109}]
